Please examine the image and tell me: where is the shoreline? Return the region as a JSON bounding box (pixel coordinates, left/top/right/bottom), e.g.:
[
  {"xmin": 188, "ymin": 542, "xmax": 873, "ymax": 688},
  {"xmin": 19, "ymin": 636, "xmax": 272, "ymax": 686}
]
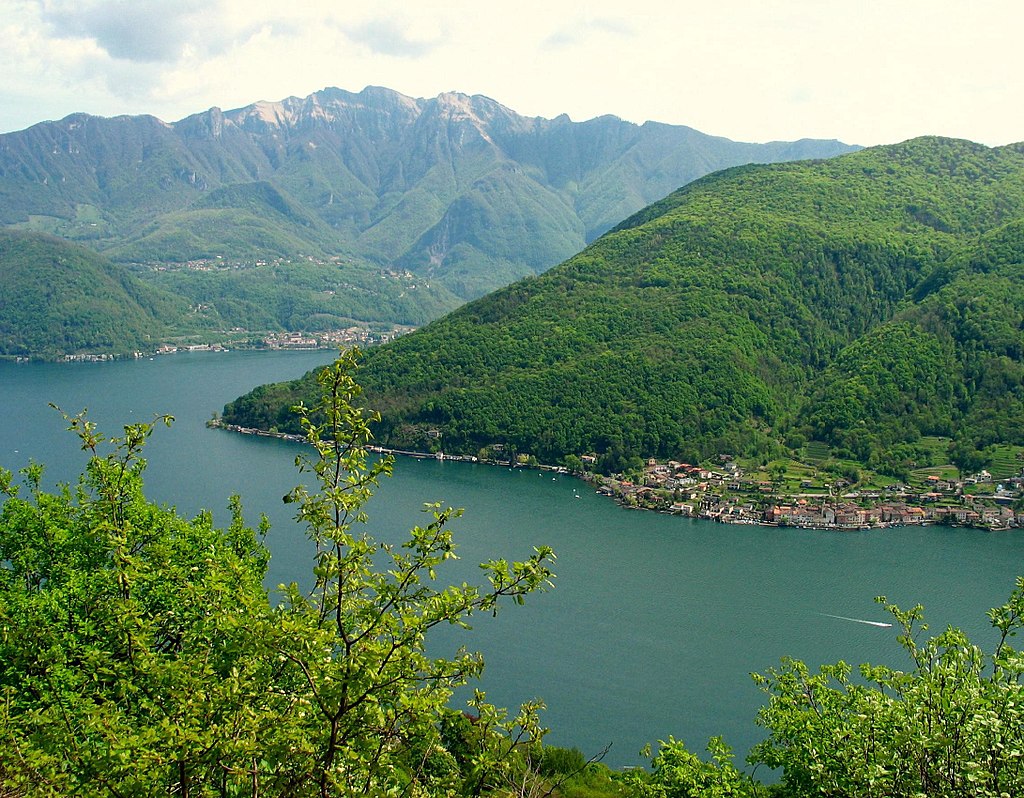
[
  {"xmin": 213, "ymin": 421, "xmax": 569, "ymax": 471},
  {"xmin": 212, "ymin": 422, "xmax": 1019, "ymax": 533},
  {"xmin": 3, "ymin": 323, "xmax": 413, "ymax": 364}
]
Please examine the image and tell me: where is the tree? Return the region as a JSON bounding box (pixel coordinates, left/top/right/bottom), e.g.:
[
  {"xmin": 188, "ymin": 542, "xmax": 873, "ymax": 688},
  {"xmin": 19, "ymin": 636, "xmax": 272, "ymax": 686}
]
[
  {"xmin": 270, "ymin": 349, "xmax": 557, "ymax": 795},
  {"xmin": 624, "ymin": 578, "xmax": 1024, "ymax": 798},
  {"xmin": 0, "ymin": 349, "xmax": 556, "ymax": 796},
  {"xmin": 0, "ymin": 411, "xmax": 274, "ymax": 794},
  {"xmin": 749, "ymin": 580, "xmax": 1024, "ymax": 797},
  {"xmin": 626, "ymin": 736, "xmax": 754, "ymax": 797},
  {"xmin": 949, "ymin": 438, "xmax": 988, "ymax": 479},
  {"xmin": 562, "ymin": 454, "xmax": 584, "ymax": 474},
  {"xmin": 767, "ymin": 463, "xmax": 787, "ymax": 503}
]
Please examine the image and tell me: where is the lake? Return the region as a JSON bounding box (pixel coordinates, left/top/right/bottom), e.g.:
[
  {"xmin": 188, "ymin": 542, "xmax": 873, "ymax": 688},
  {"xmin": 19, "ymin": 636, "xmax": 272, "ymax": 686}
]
[{"xmin": 2, "ymin": 350, "xmax": 1023, "ymax": 769}]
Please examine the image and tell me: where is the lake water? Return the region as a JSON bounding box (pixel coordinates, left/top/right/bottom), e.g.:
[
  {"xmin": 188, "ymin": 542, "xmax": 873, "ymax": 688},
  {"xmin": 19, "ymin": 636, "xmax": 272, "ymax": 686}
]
[{"xmin": 2, "ymin": 350, "xmax": 1023, "ymax": 769}]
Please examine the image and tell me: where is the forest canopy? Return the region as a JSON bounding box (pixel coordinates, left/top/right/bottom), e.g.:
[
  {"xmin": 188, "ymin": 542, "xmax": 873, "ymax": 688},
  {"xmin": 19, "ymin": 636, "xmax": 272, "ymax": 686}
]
[{"xmin": 223, "ymin": 138, "xmax": 1024, "ymax": 474}]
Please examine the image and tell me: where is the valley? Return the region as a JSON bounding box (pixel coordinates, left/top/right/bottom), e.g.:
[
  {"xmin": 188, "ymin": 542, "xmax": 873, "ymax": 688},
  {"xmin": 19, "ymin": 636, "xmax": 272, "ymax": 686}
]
[{"xmin": 0, "ymin": 86, "xmax": 855, "ymax": 360}]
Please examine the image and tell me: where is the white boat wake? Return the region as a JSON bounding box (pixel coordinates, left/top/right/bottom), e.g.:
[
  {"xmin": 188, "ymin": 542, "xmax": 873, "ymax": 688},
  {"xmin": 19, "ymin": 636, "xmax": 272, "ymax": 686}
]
[{"xmin": 819, "ymin": 612, "xmax": 893, "ymax": 628}]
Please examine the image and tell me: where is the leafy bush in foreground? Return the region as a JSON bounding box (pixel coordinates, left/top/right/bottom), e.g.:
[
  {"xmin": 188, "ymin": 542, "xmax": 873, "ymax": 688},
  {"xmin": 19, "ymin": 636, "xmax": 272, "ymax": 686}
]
[{"xmin": 0, "ymin": 350, "xmax": 555, "ymax": 796}]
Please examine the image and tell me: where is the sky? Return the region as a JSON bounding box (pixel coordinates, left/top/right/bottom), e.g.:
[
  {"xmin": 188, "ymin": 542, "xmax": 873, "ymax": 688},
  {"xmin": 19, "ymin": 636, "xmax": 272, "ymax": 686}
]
[{"xmin": 2, "ymin": 0, "xmax": 1022, "ymax": 147}]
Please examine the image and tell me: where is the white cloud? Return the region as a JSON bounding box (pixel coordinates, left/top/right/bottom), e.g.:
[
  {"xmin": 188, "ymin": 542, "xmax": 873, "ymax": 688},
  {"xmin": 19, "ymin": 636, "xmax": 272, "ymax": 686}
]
[
  {"xmin": 343, "ymin": 18, "xmax": 442, "ymax": 59},
  {"xmin": 38, "ymin": 0, "xmax": 213, "ymax": 63},
  {"xmin": 0, "ymin": 0, "xmax": 1022, "ymax": 145},
  {"xmin": 542, "ymin": 15, "xmax": 634, "ymax": 49}
]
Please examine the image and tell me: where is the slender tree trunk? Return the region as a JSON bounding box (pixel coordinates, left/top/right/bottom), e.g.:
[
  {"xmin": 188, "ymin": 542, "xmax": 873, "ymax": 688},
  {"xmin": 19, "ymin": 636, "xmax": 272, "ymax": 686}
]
[{"xmin": 178, "ymin": 759, "xmax": 189, "ymax": 798}]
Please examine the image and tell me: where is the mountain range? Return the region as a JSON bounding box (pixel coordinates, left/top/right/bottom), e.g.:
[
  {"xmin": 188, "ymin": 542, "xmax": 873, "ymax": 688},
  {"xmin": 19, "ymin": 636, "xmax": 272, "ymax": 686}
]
[
  {"xmin": 0, "ymin": 86, "xmax": 856, "ymax": 351},
  {"xmin": 223, "ymin": 137, "xmax": 1024, "ymax": 475}
]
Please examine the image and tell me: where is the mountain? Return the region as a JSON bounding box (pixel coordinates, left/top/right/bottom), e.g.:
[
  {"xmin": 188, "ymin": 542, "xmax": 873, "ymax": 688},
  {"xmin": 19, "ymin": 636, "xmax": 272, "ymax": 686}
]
[
  {"xmin": 222, "ymin": 137, "xmax": 1024, "ymax": 473},
  {"xmin": 0, "ymin": 230, "xmax": 183, "ymax": 358},
  {"xmin": 0, "ymin": 86, "xmax": 856, "ymax": 309}
]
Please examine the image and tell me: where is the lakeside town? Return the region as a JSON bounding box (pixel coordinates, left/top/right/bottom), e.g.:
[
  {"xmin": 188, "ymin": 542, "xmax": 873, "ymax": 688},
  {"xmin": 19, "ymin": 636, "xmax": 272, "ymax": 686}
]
[
  {"xmin": 590, "ymin": 456, "xmax": 1024, "ymax": 531},
  {"xmin": 24, "ymin": 324, "xmax": 415, "ymax": 364},
  {"xmin": 214, "ymin": 421, "xmax": 1024, "ymax": 532}
]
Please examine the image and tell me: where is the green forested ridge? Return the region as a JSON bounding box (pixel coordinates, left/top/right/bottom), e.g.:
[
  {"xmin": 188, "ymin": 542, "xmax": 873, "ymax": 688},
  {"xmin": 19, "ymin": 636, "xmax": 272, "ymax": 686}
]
[
  {"xmin": 0, "ymin": 230, "xmax": 184, "ymax": 358},
  {"xmin": 103, "ymin": 181, "xmax": 350, "ymax": 264},
  {"xmin": 0, "ymin": 229, "xmax": 461, "ymax": 358},
  {"xmin": 141, "ymin": 259, "xmax": 463, "ymax": 331},
  {"xmin": 223, "ymin": 137, "xmax": 1024, "ymax": 472}
]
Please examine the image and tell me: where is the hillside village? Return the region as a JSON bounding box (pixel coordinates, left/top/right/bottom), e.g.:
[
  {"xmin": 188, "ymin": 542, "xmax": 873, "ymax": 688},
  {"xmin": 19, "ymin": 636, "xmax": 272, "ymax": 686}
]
[{"xmin": 592, "ymin": 457, "xmax": 1024, "ymax": 531}]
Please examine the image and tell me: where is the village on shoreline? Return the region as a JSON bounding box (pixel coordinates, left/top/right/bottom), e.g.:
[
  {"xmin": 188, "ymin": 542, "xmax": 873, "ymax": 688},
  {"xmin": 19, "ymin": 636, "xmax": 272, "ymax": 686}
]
[
  {"xmin": 214, "ymin": 422, "xmax": 1024, "ymax": 533},
  {"xmin": 8, "ymin": 325, "xmax": 415, "ymax": 364},
  {"xmin": 588, "ymin": 456, "xmax": 1024, "ymax": 532}
]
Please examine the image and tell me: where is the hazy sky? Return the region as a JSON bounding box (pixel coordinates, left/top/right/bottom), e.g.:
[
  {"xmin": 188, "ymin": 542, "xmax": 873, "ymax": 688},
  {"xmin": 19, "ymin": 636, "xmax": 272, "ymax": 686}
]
[{"xmin": 2, "ymin": 0, "xmax": 1022, "ymax": 146}]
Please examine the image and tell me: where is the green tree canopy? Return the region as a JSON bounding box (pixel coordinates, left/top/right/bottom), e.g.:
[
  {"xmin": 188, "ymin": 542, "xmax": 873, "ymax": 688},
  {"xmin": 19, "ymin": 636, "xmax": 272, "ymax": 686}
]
[
  {"xmin": 0, "ymin": 349, "xmax": 555, "ymax": 796},
  {"xmin": 628, "ymin": 578, "xmax": 1024, "ymax": 798}
]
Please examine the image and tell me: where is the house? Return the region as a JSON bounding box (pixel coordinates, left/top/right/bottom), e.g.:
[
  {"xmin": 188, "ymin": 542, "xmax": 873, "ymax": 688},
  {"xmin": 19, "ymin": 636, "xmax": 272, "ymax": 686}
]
[
  {"xmin": 979, "ymin": 506, "xmax": 1013, "ymax": 527},
  {"xmin": 764, "ymin": 505, "xmax": 793, "ymax": 522},
  {"xmin": 835, "ymin": 506, "xmax": 869, "ymax": 527},
  {"xmin": 943, "ymin": 507, "xmax": 981, "ymax": 525},
  {"xmin": 880, "ymin": 504, "xmax": 927, "ymax": 525},
  {"xmin": 905, "ymin": 507, "xmax": 927, "ymax": 523},
  {"xmin": 789, "ymin": 511, "xmax": 820, "ymax": 526},
  {"xmin": 644, "ymin": 472, "xmax": 668, "ymax": 488}
]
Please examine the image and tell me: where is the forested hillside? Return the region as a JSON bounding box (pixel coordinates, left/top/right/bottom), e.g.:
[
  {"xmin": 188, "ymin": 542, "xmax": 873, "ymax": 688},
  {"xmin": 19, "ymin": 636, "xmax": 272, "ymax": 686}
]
[
  {"xmin": 0, "ymin": 86, "xmax": 853, "ymax": 308},
  {"xmin": 0, "ymin": 230, "xmax": 182, "ymax": 358},
  {"xmin": 224, "ymin": 137, "xmax": 1024, "ymax": 472},
  {"xmin": 0, "ymin": 229, "xmax": 459, "ymax": 358}
]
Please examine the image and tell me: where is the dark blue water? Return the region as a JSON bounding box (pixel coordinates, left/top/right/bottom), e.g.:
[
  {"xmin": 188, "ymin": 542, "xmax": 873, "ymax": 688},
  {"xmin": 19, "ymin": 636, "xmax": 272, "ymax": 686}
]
[{"xmin": 2, "ymin": 351, "xmax": 1023, "ymax": 768}]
